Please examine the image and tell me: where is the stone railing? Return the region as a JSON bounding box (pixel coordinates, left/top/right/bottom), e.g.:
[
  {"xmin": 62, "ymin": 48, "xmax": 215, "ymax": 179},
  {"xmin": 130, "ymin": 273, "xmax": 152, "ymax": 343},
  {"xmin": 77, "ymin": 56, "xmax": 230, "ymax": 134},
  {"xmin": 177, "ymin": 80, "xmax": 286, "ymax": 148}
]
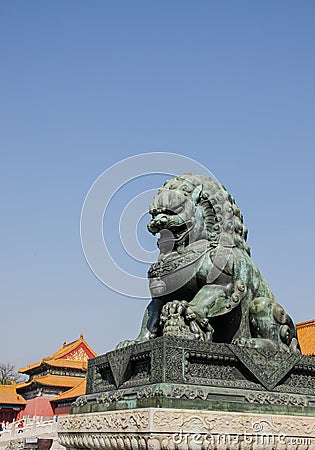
[{"xmin": 0, "ymin": 417, "xmax": 58, "ymax": 446}]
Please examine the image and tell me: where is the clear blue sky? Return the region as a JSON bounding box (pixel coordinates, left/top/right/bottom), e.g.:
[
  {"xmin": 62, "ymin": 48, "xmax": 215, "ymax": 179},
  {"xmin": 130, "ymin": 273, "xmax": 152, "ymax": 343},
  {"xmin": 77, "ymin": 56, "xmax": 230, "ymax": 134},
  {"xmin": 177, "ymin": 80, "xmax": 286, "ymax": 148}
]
[{"xmin": 1, "ymin": 1, "xmax": 315, "ymax": 369}]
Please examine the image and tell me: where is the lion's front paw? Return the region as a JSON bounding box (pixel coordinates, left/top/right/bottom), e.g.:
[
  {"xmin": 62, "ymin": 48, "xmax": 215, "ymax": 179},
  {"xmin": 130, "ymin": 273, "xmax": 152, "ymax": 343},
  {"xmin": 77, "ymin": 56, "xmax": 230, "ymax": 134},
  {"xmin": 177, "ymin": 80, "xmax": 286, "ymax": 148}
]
[{"xmin": 161, "ymin": 300, "xmax": 187, "ymax": 323}]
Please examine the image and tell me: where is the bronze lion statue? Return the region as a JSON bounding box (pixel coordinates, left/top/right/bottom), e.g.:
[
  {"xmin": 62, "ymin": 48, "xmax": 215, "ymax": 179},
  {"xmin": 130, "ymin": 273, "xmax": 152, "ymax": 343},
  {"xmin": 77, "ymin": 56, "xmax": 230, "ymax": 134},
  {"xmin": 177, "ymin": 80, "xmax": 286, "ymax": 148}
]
[{"xmin": 118, "ymin": 173, "xmax": 299, "ymax": 354}]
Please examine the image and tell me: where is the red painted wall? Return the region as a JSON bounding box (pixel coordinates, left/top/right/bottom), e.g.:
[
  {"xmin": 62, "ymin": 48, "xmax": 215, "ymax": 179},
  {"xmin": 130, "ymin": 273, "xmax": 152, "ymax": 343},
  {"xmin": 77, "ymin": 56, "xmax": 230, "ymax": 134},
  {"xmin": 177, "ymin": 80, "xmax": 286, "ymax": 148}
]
[{"xmin": 19, "ymin": 397, "xmax": 54, "ymax": 418}]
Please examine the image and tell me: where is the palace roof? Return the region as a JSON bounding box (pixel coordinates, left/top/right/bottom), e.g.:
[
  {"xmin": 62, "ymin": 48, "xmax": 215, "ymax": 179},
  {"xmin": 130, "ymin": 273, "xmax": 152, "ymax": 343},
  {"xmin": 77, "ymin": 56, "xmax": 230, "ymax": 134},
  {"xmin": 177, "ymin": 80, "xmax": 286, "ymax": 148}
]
[
  {"xmin": 296, "ymin": 319, "xmax": 315, "ymax": 356},
  {"xmin": 16, "ymin": 374, "xmax": 84, "ymax": 391},
  {"xmin": 0, "ymin": 383, "xmax": 26, "ymax": 406},
  {"xmin": 50, "ymin": 378, "xmax": 86, "ymax": 403},
  {"xmin": 19, "ymin": 334, "xmax": 97, "ymax": 374}
]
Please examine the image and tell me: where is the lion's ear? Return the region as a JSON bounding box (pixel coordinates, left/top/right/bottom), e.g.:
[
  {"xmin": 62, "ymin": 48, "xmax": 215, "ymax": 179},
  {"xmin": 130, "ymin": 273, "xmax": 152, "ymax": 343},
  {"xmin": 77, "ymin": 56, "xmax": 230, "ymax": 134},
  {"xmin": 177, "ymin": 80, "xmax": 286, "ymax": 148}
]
[{"xmin": 191, "ymin": 184, "xmax": 203, "ymax": 203}]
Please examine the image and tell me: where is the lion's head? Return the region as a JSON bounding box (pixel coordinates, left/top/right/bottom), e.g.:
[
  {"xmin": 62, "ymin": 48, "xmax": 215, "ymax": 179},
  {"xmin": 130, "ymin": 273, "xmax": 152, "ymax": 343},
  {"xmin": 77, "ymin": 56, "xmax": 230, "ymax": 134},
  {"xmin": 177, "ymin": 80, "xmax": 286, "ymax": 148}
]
[{"xmin": 147, "ymin": 173, "xmax": 250, "ymax": 255}]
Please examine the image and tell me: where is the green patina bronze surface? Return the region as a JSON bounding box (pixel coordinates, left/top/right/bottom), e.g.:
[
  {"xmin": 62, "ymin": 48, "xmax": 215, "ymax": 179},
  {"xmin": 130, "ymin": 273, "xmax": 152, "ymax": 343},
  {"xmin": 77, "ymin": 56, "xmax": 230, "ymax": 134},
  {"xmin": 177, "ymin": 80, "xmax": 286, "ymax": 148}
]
[
  {"xmin": 118, "ymin": 173, "xmax": 299, "ymax": 356},
  {"xmin": 73, "ymin": 173, "xmax": 312, "ymax": 419},
  {"xmin": 73, "ymin": 336, "xmax": 315, "ymax": 417}
]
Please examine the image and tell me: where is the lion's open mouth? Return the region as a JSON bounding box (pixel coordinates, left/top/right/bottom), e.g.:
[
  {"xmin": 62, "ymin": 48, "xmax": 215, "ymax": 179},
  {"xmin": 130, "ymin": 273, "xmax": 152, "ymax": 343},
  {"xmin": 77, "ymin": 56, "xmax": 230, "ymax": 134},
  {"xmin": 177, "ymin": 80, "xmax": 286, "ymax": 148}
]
[{"xmin": 157, "ymin": 220, "xmax": 193, "ymax": 253}]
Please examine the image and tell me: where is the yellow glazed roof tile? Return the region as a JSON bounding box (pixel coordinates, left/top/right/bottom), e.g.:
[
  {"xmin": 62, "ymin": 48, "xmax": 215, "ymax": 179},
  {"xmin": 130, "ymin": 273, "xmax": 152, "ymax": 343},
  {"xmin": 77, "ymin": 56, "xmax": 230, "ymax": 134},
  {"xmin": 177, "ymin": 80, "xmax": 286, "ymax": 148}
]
[
  {"xmin": 16, "ymin": 374, "xmax": 84, "ymax": 391},
  {"xmin": 19, "ymin": 335, "xmax": 97, "ymax": 373},
  {"xmin": 50, "ymin": 379, "xmax": 86, "ymax": 402},
  {"xmin": 296, "ymin": 319, "xmax": 315, "ymax": 356},
  {"xmin": 0, "ymin": 383, "xmax": 26, "ymax": 405}
]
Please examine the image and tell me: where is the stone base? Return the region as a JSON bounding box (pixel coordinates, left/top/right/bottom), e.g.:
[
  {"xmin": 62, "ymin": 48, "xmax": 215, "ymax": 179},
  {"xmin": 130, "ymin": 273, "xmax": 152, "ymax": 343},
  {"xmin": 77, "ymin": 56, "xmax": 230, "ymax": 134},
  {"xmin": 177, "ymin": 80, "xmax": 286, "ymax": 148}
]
[
  {"xmin": 76, "ymin": 337, "xmax": 315, "ymax": 417},
  {"xmin": 59, "ymin": 337, "xmax": 315, "ymax": 449},
  {"xmin": 58, "ymin": 407, "xmax": 315, "ymax": 450}
]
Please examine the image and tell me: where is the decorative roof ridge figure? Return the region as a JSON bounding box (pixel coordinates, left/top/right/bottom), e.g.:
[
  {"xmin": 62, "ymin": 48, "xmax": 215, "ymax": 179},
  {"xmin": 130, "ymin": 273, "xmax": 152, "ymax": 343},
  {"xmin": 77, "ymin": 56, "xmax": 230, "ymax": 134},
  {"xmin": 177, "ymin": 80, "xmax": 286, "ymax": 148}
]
[{"xmin": 117, "ymin": 173, "xmax": 300, "ymax": 357}]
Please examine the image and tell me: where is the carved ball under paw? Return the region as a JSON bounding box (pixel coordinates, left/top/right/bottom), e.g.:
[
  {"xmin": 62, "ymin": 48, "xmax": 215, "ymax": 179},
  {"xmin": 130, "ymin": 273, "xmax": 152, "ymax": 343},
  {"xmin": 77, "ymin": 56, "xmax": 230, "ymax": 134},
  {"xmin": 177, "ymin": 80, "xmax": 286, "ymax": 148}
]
[
  {"xmin": 160, "ymin": 300, "xmax": 186, "ymax": 323},
  {"xmin": 160, "ymin": 300, "xmax": 194, "ymax": 339}
]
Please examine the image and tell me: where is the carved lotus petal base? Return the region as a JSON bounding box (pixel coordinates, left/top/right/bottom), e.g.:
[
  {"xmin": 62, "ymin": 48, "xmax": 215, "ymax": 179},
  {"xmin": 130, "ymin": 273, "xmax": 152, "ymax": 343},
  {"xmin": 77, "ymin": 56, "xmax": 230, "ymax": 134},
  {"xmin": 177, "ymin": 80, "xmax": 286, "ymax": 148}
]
[{"xmin": 58, "ymin": 408, "xmax": 315, "ymax": 450}]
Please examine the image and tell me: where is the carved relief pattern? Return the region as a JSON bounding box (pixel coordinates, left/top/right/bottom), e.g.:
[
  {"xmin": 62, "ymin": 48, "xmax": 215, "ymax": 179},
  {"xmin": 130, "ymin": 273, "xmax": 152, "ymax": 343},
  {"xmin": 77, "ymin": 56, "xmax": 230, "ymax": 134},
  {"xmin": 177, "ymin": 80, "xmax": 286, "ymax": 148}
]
[
  {"xmin": 65, "ymin": 347, "xmax": 89, "ymax": 361},
  {"xmin": 58, "ymin": 410, "xmax": 149, "ymax": 432},
  {"xmin": 164, "ymin": 347, "xmax": 183, "ymax": 382},
  {"xmin": 75, "ymin": 383, "xmax": 313, "ymax": 408},
  {"xmin": 285, "ymin": 372, "xmax": 315, "ymax": 391},
  {"xmin": 58, "ymin": 409, "xmax": 315, "ymax": 450},
  {"xmin": 85, "ymin": 364, "xmax": 95, "ymax": 394},
  {"xmin": 245, "ymin": 392, "xmax": 309, "ymax": 407},
  {"xmin": 151, "ymin": 345, "xmax": 163, "ymax": 382},
  {"xmin": 148, "ymin": 247, "xmax": 206, "ymax": 278},
  {"xmin": 107, "ymin": 346, "xmax": 132, "ymax": 387},
  {"xmin": 229, "ymin": 344, "xmax": 301, "ymax": 390},
  {"xmin": 153, "ymin": 409, "xmax": 315, "ymax": 435},
  {"xmin": 187, "ymin": 360, "xmax": 234, "ymax": 381},
  {"xmin": 185, "ymin": 350, "xmax": 237, "ymax": 385},
  {"xmin": 83, "ymin": 337, "xmax": 315, "ymax": 412}
]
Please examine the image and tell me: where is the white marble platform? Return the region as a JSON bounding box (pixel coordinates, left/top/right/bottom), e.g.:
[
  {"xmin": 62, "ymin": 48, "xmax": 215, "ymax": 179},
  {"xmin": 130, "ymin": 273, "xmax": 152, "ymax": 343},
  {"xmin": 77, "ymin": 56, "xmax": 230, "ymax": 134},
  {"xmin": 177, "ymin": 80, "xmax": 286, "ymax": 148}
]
[{"xmin": 57, "ymin": 407, "xmax": 315, "ymax": 450}]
